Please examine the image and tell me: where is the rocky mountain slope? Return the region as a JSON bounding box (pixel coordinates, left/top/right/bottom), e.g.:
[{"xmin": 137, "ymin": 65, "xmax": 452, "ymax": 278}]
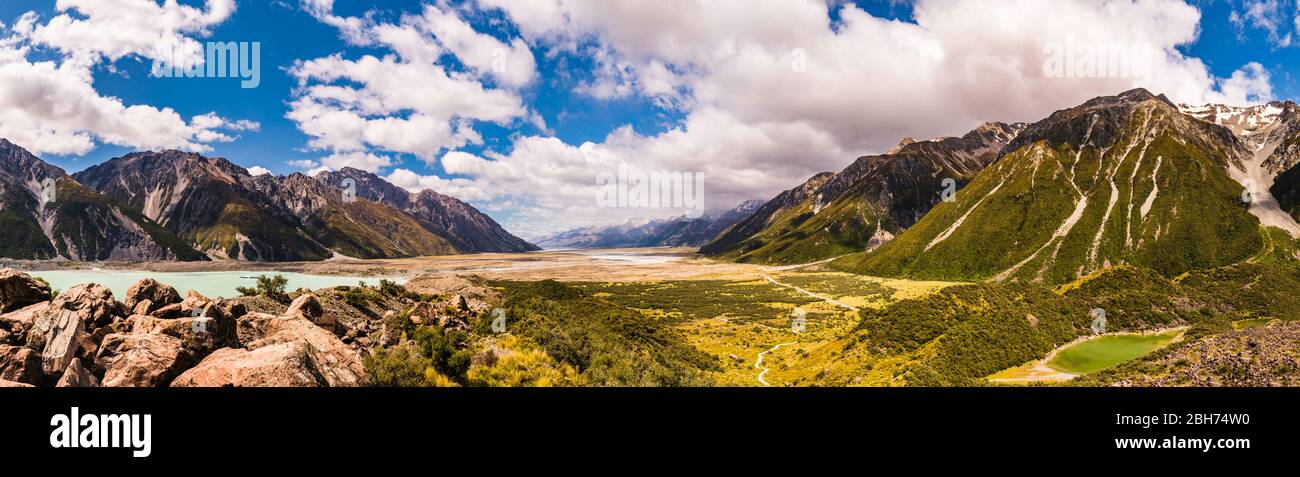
[
  {"xmin": 534, "ymin": 200, "xmax": 763, "ymax": 249},
  {"xmin": 67, "ymin": 151, "xmax": 536, "ymax": 261},
  {"xmin": 1179, "ymin": 101, "xmax": 1300, "ymax": 234},
  {"xmin": 833, "ymin": 88, "xmax": 1266, "ymax": 284},
  {"xmin": 74, "ymin": 151, "xmax": 331, "ymax": 261},
  {"xmin": 0, "ymin": 140, "xmax": 203, "ymax": 261},
  {"xmin": 314, "ymin": 168, "xmax": 538, "ymax": 254},
  {"xmin": 700, "ymin": 122, "xmax": 1025, "ymax": 264}
]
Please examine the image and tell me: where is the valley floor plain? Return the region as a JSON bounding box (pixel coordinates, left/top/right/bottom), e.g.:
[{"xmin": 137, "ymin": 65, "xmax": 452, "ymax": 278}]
[{"xmin": 8, "ymin": 245, "xmax": 1292, "ymax": 387}]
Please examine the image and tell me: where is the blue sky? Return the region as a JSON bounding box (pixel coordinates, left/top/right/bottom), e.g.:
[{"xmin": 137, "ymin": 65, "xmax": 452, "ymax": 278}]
[{"xmin": 1, "ymin": 0, "xmax": 1298, "ymax": 237}]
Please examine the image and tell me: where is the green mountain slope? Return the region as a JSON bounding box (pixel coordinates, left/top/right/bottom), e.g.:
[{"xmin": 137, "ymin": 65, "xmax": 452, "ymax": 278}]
[
  {"xmin": 833, "ymin": 89, "xmax": 1264, "ymax": 284},
  {"xmin": 701, "ymin": 122, "xmax": 1023, "ymax": 264},
  {"xmin": 814, "ymin": 262, "xmax": 1300, "ymax": 386}
]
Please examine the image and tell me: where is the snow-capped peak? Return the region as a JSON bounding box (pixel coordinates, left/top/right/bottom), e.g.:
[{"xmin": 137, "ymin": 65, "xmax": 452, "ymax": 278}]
[{"xmin": 1178, "ymin": 101, "xmax": 1289, "ymax": 138}]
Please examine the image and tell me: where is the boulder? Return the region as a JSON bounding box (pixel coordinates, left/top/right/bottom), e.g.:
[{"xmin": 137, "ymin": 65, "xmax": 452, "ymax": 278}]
[
  {"xmin": 286, "ymin": 294, "xmax": 340, "ymax": 335},
  {"xmin": 0, "ymin": 302, "xmax": 47, "ymax": 345},
  {"xmin": 1, "ymin": 302, "xmax": 47, "ymax": 328},
  {"xmin": 449, "ymin": 294, "xmax": 471, "ymax": 313},
  {"xmin": 94, "ymin": 333, "xmax": 192, "ymax": 387},
  {"xmin": 56, "ymin": 359, "xmax": 99, "ymax": 387},
  {"xmin": 123, "ymin": 279, "xmax": 180, "ymax": 315},
  {"xmin": 0, "ymin": 269, "xmax": 51, "ymax": 313},
  {"xmin": 181, "ymin": 290, "xmax": 209, "ymax": 312},
  {"xmin": 127, "ymin": 313, "xmax": 237, "ymax": 357},
  {"xmin": 286, "ymin": 294, "xmax": 323, "ymax": 318},
  {"xmin": 171, "ymin": 343, "xmax": 325, "ymax": 387},
  {"xmin": 437, "ymin": 314, "xmax": 470, "ymax": 331},
  {"xmin": 35, "ymin": 308, "xmax": 86, "ymax": 377},
  {"xmin": 26, "ymin": 284, "xmax": 125, "ymax": 377},
  {"xmin": 219, "ymin": 300, "xmax": 247, "ymax": 320},
  {"xmin": 48, "ymin": 284, "xmax": 123, "ymax": 328},
  {"xmin": 0, "ymin": 344, "xmax": 42, "ymax": 385},
  {"xmin": 408, "ymin": 301, "xmax": 436, "ymax": 326},
  {"xmin": 378, "ymin": 310, "xmax": 402, "ymax": 346},
  {"xmin": 239, "ymin": 312, "xmax": 364, "ymax": 387},
  {"xmin": 149, "ymin": 302, "xmax": 186, "ymax": 318},
  {"xmin": 131, "ymin": 299, "xmax": 153, "ymax": 316},
  {"xmin": 0, "ymin": 378, "xmax": 32, "ymax": 387}
]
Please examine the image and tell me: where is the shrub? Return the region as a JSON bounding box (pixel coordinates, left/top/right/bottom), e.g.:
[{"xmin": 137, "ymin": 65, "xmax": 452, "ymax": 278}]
[
  {"xmin": 377, "ymin": 278, "xmax": 427, "ymax": 301},
  {"xmin": 236, "ymin": 274, "xmax": 289, "ymax": 302},
  {"xmin": 362, "ymin": 344, "xmax": 455, "ymax": 387},
  {"xmin": 466, "ymin": 336, "xmax": 581, "ymax": 387},
  {"xmin": 33, "ymin": 277, "xmax": 59, "ymax": 300},
  {"xmin": 412, "ymin": 325, "xmax": 473, "ymax": 380}
]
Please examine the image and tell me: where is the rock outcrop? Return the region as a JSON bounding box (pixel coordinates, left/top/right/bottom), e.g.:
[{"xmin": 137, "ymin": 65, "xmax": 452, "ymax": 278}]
[
  {"xmin": 124, "ymin": 278, "xmax": 181, "ymax": 315},
  {"xmin": 236, "ymin": 312, "xmax": 364, "ymax": 387},
  {"xmin": 94, "ymin": 333, "xmax": 193, "ymax": 387},
  {"xmin": 172, "ymin": 343, "xmax": 325, "ymax": 387},
  {"xmin": 27, "ymin": 284, "xmax": 125, "ymax": 377},
  {"xmin": 56, "ymin": 359, "xmax": 99, "ymax": 387},
  {"xmin": 0, "ymin": 272, "xmax": 397, "ymax": 388},
  {"xmin": 0, "ymin": 269, "xmax": 52, "ymax": 313},
  {"xmin": 0, "ymin": 344, "xmax": 42, "ymax": 385}
]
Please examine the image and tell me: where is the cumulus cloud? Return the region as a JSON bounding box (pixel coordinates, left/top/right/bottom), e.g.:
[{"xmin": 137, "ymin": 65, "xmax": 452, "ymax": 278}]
[
  {"xmin": 317, "ymin": 151, "xmax": 394, "ymax": 173},
  {"xmin": 288, "ymin": 1, "xmax": 535, "ymax": 165},
  {"xmin": 0, "ymin": 1, "xmax": 255, "ymax": 156},
  {"xmin": 246, "ymin": 165, "xmax": 271, "ymax": 176},
  {"xmin": 32, "ymin": 0, "xmax": 237, "ymax": 68}
]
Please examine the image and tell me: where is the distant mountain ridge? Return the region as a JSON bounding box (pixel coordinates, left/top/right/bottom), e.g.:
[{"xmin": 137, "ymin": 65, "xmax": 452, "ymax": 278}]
[
  {"xmin": 0, "ymin": 140, "xmax": 536, "ymax": 261},
  {"xmin": 700, "ymin": 121, "xmax": 1025, "ymax": 264},
  {"xmin": 533, "ymin": 200, "xmax": 763, "ymax": 249}
]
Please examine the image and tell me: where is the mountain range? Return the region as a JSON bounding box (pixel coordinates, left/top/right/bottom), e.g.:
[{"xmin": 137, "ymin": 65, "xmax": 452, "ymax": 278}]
[
  {"xmin": 0, "ymin": 140, "xmax": 537, "ymax": 261},
  {"xmin": 532, "ymin": 200, "xmax": 763, "ymax": 249},
  {"xmin": 827, "ymin": 89, "xmax": 1300, "ymax": 283},
  {"xmin": 702, "ymin": 89, "xmax": 1300, "ymax": 285},
  {"xmin": 700, "ymin": 121, "xmax": 1025, "ymax": 264},
  {"xmin": 6, "ymin": 87, "xmax": 1300, "ymax": 277}
]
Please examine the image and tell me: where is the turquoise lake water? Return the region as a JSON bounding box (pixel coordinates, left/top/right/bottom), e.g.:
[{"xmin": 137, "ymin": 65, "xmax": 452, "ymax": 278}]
[{"xmin": 27, "ymin": 270, "xmax": 406, "ymax": 300}]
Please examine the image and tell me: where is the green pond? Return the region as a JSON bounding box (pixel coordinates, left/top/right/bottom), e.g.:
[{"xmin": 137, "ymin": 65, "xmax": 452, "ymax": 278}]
[
  {"xmin": 1046, "ymin": 330, "xmax": 1183, "ymax": 375},
  {"xmin": 28, "ymin": 270, "xmax": 406, "ymax": 301}
]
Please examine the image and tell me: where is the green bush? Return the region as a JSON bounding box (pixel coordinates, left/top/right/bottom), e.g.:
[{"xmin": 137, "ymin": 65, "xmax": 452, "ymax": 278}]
[
  {"xmin": 235, "ymin": 274, "xmax": 289, "ymax": 302},
  {"xmin": 362, "ymin": 344, "xmax": 453, "ymax": 387},
  {"xmin": 342, "ymin": 287, "xmax": 372, "ymax": 309},
  {"xmin": 488, "ymin": 280, "xmax": 719, "ymax": 386}
]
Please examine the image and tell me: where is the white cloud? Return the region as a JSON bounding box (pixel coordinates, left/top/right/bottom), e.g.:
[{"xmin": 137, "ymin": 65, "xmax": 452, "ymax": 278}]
[
  {"xmin": 1230, "ymin": 0, "xmax": 1296, "ymax": 47},
  {"xmin": 32, "ymin": 0, "xmax": 237, "ymax": 67},
  {"xmin": 386, "ymin": 167, "xmax": 493, "ymax": 201},
  {"xmin": 318, "ymin": 151, "xmax": 394, "ymax": 173},
  {"xmin": 0, "ymin": 1, "xmax": 255, "ymax": 156},
  {"xmin": 246, "ymin": 165, "xmax": 271, "ymax": 176},
  {"xmin": 289, "ymin": 1, "xmax": 534, "ymax": 164}
]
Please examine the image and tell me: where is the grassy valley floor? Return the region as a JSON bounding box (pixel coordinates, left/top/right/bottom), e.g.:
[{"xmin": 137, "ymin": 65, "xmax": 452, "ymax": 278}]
[{"xmin": 13, "ymin": 246, "xmax": 1300, "ymax": 387}]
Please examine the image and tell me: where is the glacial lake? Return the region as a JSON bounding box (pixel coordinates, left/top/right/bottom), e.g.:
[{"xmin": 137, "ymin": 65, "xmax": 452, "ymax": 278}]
[{"xmin": 27, "ymin": 270, "xmax": 406, "ymax": 300}]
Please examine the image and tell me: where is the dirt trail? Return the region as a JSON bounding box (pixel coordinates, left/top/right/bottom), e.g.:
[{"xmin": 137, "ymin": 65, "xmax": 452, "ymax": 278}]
[{"xmin": 755, "ymin": 342, "xmax": 796, "ymax": 387}]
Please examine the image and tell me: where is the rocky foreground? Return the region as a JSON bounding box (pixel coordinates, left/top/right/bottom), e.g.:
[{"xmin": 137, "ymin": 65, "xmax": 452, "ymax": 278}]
[{"xmin": 0, "ymin": 269, "xmax": 488, "ymax": 387}]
